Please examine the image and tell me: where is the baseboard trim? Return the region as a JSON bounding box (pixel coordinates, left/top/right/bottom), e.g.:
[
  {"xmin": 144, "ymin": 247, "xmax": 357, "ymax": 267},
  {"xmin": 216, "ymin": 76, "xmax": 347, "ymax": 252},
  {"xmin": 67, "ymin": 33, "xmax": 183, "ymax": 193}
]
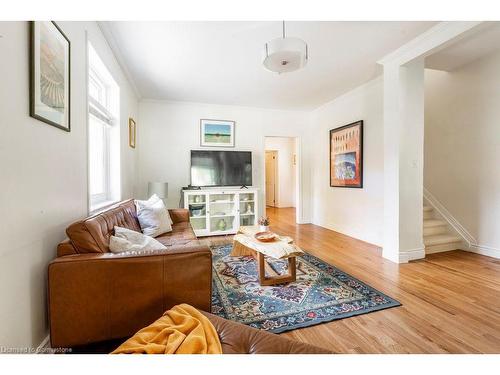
[
  {"xmin": 423, "ymin": 187, "xmax": 476, "ymax": 246},
  {"xmin": 311, "ymin": 219, "xmax": 383, "ymax": 248},
  {"xmin": 36, "ymin": 334, "xmax": 50, "ymax": 353},
  {"xmin": 467, "ymin": 243, "xmax": 500, "ymax": 259},
  {"xmin": 399, "ymin": 247, "xmax": 426, "ymax": 263}
]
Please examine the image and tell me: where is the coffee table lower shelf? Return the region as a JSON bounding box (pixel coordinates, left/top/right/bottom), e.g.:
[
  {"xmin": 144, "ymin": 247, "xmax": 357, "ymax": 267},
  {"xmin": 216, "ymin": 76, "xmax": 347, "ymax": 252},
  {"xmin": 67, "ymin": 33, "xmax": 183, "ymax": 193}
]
[{"xmin": 231, "ymin": 240, "xmax": 297, "ymax": 286}]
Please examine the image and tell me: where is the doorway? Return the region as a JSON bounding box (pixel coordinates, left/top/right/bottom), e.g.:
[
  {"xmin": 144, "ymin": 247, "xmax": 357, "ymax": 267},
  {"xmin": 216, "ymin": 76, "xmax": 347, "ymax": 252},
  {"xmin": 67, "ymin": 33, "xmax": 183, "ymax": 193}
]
[
  {"xmin": 265, "ymin": 150, "xmax": 278, "ymax": 207},
  {"xmin": 264, "ymin": 136, "xmax": 299, "ymax": 222}
]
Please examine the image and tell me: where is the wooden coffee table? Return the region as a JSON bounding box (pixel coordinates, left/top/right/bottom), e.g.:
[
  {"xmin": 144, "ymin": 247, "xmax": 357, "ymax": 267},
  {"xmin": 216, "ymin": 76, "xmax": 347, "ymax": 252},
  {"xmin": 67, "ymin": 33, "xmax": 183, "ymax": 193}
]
[{"xmin": 231, "ymin": 226, "xmax": 304, "ymax": 286}]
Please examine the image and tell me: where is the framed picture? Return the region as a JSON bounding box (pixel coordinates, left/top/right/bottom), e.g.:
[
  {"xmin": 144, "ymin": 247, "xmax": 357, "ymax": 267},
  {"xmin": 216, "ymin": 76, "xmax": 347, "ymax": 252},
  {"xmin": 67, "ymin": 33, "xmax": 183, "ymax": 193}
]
[
  {"xmin": 129, "ymin": 118, "xmax": 136, "ymax": 148},
  {"xmin": 330, "ymin": 120, "xmax": 363, "ymax": 188},
  {"xmin": 200, "ymin": 119, "xmax": 235, "ymax": 147},
  {"xmin": 30, "ymin": 21, "xmax": 71, "ymax": 132}
]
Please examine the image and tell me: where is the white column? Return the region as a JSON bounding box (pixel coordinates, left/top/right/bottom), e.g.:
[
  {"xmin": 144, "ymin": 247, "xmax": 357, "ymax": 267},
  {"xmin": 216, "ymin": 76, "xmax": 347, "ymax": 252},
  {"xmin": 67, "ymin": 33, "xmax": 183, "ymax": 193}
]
[
  {"xmin": 378, "ymin": 22, "xmax": 485, "ymax": 263},
  {"xmin": 383, "ymin": 58, "xmax": 425, "ymax": 263}
]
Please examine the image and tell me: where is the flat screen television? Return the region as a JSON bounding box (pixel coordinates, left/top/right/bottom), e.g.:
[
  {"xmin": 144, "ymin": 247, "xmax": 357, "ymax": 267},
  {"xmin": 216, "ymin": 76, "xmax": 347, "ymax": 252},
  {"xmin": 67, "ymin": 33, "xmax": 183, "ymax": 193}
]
[{"xmin": 190, "ymin": 150, "xmax": 252, "ymax": 187}]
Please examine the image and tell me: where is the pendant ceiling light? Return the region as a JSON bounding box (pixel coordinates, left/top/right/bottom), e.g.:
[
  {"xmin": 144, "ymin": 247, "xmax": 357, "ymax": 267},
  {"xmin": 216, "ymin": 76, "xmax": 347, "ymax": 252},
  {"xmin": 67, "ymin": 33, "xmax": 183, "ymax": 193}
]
[{"xmin": 263, "ymin": 21, "xmax": 308, "ymax": 74}]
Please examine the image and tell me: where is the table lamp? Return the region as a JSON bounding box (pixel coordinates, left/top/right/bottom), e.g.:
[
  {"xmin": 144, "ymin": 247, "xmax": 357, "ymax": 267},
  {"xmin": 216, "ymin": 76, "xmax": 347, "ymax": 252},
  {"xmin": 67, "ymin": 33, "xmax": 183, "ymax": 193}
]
[{"xmin": 148, "ymin": 182, "xmax": 168, "ymax": 204}]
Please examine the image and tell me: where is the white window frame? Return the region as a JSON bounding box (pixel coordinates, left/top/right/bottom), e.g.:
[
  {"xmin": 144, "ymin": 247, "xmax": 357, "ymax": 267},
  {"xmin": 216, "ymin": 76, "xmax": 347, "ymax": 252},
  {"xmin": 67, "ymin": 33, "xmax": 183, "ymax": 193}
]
[
  {"xmin": 88, "ymin": 71, "xmax": 107, "ymax": 108},
  {"xmin": 88, "ymin": 114, "xmax": 111, "ymax": 206},
  {"xmin": 87, "ymin": 42, "xmax": 119, "ymax": 212}
]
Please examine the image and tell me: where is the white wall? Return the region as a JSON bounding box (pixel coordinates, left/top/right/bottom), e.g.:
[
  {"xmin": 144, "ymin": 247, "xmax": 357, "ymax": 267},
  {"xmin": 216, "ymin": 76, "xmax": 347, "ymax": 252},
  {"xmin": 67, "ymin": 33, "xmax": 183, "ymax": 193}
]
[
  {"xmin": 0, "ymin": 21, "xmax": 138, "ymax": 348},
  {"xmin": 264, "ymin": 137, "xmax": 297, "ymax": 208},
  {"xmin": 425, "ymin": 50, "xmax": 500, "ymax": 256},
  {"xmin": 309, "ymin": 77, "xmax": 384, "ymax": 246},
  {"xmin": 137, "ymin": 100, "xmax": 311, "ymax": 222}
]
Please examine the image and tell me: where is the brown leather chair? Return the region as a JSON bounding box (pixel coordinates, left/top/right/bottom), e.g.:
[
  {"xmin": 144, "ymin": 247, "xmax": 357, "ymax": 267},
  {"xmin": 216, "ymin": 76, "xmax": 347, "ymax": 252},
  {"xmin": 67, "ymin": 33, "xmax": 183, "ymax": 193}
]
[{"xmin": 48, "ymin": 199, "xmax": 212, "ymax": 348}]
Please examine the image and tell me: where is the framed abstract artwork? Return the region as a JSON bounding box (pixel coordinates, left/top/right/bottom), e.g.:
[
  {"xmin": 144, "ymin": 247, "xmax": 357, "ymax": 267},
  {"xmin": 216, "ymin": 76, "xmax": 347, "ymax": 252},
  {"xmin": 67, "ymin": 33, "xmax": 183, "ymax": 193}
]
[
  {"xmin": 30, "ymin": 21, "xmax": 71, "ymax": 132},
  {"xmin": 200, "ymin": 119, "xmax": 235, "ymax": 147},
  {"xmin": 329, "ymin": 120, "xmax": 363, "ymax": 188},
  {"xmin": 129, "ymin": 118, "xmax": 136, "ymax": 148}
]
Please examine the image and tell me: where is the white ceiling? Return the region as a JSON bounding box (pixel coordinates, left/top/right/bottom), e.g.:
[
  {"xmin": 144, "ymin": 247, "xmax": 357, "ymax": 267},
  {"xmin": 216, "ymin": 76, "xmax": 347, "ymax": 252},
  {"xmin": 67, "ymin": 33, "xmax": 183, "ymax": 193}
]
[
  {"xmin": 426, "ymin": 22, "xmax": 500, "ymax": 71},
  {"xmin": 101, "ymin": 21, "xmax": 436, "ymax": 110}
]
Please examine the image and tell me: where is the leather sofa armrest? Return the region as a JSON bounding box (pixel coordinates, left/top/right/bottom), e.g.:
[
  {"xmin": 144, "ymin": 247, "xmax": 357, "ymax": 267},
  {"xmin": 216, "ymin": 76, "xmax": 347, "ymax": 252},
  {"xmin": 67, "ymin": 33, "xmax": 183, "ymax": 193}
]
[
  {"xmin": 168, "ymin": 208, "xmax": 190, "ymax": 224},
  {"xmin": 48, "ymin": 244, "xmax": 212, "ymax": 348},
  {"xmin": 57, "ymin": 239, "xmax": 77, "ymax": 256},
  {"xmin": 202, "ymin": 311, "xmax": 333, "ymax": 354}
]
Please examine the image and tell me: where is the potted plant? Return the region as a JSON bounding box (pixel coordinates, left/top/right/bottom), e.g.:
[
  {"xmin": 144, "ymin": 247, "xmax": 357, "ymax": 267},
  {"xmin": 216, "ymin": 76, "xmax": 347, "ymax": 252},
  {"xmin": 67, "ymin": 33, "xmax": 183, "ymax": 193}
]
[{"xmin": 258, "ymin": 216, "xmax": 270, "ymax": 232}]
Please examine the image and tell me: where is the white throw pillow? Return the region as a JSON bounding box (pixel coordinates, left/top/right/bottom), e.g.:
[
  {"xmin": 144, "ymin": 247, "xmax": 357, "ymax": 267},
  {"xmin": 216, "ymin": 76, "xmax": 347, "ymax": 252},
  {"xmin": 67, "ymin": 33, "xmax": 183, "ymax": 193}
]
[
  {"xmin": 109, "ymin": 226, "xmax": 167, "ymax": 253},
  {"xmin": 135, "ymin": 194, "xmax": 173, "ymax": 225},
  {"xmin": 135, "ymin": 195, "xmax": 173, "ymax": 237}
]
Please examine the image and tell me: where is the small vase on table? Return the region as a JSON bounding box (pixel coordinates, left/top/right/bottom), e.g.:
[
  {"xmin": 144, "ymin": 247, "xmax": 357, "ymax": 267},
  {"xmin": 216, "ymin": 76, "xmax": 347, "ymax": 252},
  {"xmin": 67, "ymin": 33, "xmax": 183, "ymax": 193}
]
[{"xmin": 257, "ymin": 216, "xmax": 270, "ymax": 233}]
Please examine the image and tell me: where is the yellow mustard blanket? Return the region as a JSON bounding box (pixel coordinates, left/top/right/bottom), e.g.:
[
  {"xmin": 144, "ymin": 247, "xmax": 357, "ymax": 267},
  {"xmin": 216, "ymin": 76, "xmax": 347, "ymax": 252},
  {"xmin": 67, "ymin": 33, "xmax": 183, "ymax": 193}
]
[{"xmin": 111, "ymin": 304, "xmax": 222, "ymax": 354}]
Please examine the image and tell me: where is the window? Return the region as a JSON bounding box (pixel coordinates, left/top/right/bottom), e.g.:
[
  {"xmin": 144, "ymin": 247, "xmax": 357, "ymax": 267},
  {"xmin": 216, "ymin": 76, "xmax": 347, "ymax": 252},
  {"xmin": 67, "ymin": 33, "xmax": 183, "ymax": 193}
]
[
  {"xmin": 88, "ymin": 43, "xmax": 120, "ymax": 211},
  {"xmin": 88, "ymin": 73, "xmax": 107, "ymax": 108}
]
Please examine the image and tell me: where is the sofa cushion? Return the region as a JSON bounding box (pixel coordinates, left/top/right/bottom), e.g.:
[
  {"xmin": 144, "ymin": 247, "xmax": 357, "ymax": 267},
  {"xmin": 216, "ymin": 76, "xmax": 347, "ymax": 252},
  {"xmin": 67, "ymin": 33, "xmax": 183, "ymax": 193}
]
[
  {"xmin": 155, "ymin": 222, "xmax": 197, "ymax": 246},
  {"xmin": 66, "ymin": 200, "xmax": 141, "ymax": 253}
]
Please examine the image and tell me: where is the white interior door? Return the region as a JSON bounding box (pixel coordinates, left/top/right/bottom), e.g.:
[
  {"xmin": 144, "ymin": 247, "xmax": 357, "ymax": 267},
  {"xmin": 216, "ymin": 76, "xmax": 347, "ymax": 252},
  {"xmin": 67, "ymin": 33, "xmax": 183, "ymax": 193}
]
[{"xmin": 265, "ymin": 150, "xmax": 278, "ymax": 207}]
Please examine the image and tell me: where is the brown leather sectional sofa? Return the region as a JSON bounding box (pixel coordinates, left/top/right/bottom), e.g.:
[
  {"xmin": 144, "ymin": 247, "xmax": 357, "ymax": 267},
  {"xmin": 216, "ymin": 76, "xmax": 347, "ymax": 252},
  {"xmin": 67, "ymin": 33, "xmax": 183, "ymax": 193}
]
[{"xmin": 48, "ymin": 199, "xmax": 329, "ymax": 354}]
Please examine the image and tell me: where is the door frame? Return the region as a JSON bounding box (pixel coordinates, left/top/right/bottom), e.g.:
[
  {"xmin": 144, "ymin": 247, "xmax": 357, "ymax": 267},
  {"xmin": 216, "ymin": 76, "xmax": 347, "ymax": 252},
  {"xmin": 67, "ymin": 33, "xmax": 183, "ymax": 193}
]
[{"xmin": 262, "ymin": 136, "xmax": 303, "ymax": 224}]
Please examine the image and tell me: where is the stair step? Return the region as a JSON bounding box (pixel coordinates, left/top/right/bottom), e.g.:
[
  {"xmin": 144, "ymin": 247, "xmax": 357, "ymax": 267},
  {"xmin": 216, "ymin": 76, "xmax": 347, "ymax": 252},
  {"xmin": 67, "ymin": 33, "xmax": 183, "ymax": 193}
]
[
  {"xmin": 423, "ymin": 211, "xmax": 434, "ymax": 219},
  {"xmin": 424, "ymin": 226, "xmax": 448, "ymax": 236},
  {"xmin": 423, "ymin": 205, "xmax": 433, "ymax": 212},
  {"xmin": 423, "ymin": 219, "xmax": 447, "ymax": 228},
  {"xmin": 424, "ymin": 234, "xmax": 462, "ymax": 246},
  {"xmin": 425, "ymin": 242, "xmax": 462, "ymax": 254}
]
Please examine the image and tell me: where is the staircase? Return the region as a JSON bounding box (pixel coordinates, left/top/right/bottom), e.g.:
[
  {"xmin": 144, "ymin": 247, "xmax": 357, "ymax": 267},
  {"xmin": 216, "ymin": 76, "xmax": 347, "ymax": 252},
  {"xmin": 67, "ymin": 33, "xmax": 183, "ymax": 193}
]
[{"xmin": 423, "ymin": 205, "xmax": 463, "ymax": 254}]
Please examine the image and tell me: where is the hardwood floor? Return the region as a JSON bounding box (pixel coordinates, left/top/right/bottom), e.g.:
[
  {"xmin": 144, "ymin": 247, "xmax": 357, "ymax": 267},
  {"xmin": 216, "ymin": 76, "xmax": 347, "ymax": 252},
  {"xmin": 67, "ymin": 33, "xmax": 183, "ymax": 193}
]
[{"xmin": 249, "ymin": 207, "xmax": 500, "ymax": 353}]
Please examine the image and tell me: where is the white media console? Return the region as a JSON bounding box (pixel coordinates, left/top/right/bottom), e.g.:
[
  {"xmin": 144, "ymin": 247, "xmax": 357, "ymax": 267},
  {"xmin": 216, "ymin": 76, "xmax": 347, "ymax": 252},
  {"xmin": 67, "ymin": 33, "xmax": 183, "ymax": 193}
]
[{"xmin": 183, "ymin": 187, "xmax": 259, "ymax": 237}]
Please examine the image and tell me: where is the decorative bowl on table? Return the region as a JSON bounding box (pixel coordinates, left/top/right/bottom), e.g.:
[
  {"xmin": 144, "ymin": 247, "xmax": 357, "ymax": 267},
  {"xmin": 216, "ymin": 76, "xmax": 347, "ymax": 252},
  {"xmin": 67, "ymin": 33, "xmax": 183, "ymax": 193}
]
[{"xmin": 254, "ymin": 231, "xmax": 278, "ymax": 242}]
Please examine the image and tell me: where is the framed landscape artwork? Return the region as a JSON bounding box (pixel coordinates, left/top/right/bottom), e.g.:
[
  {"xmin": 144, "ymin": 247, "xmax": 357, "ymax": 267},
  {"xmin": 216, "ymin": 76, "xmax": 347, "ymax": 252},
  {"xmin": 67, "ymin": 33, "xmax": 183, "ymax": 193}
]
[
  {"xmin": 330, "ymin": 120, "xmax": 363, "ymax": 188},
  {"xmin": 200, "ymin": 119, "xmax": 235, "ymax": 147},
  {"xmin": 30, "ymin": 21, "xmax": 71, "ymax": 132}
]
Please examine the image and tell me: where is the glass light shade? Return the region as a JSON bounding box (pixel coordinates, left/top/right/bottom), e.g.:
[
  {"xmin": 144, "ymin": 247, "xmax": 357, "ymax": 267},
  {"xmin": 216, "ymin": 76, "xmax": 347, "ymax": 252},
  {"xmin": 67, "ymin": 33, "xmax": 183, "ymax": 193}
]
[
  {"xmin": 148, "ymin": 182, "xmax": 168, "ymax": 199},
  {"xmin": 263, "ymin": 37, "xmax": 308, "ymax": 73}
]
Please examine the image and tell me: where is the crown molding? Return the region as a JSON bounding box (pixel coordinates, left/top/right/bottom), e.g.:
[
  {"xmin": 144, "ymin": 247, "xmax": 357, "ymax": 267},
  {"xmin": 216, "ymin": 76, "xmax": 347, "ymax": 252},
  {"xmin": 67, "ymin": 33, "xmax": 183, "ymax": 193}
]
[{"xmin": 97, "ymin": 21, "xmax": 142, "ymax": 100}]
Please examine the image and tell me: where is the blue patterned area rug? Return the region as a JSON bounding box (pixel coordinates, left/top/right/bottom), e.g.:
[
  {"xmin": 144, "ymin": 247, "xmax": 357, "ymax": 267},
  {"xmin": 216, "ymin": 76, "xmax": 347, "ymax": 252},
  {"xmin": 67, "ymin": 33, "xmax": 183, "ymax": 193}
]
[{"xmin": 211, "ymin": 244, "xmax": 401, "ymax": 333}]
